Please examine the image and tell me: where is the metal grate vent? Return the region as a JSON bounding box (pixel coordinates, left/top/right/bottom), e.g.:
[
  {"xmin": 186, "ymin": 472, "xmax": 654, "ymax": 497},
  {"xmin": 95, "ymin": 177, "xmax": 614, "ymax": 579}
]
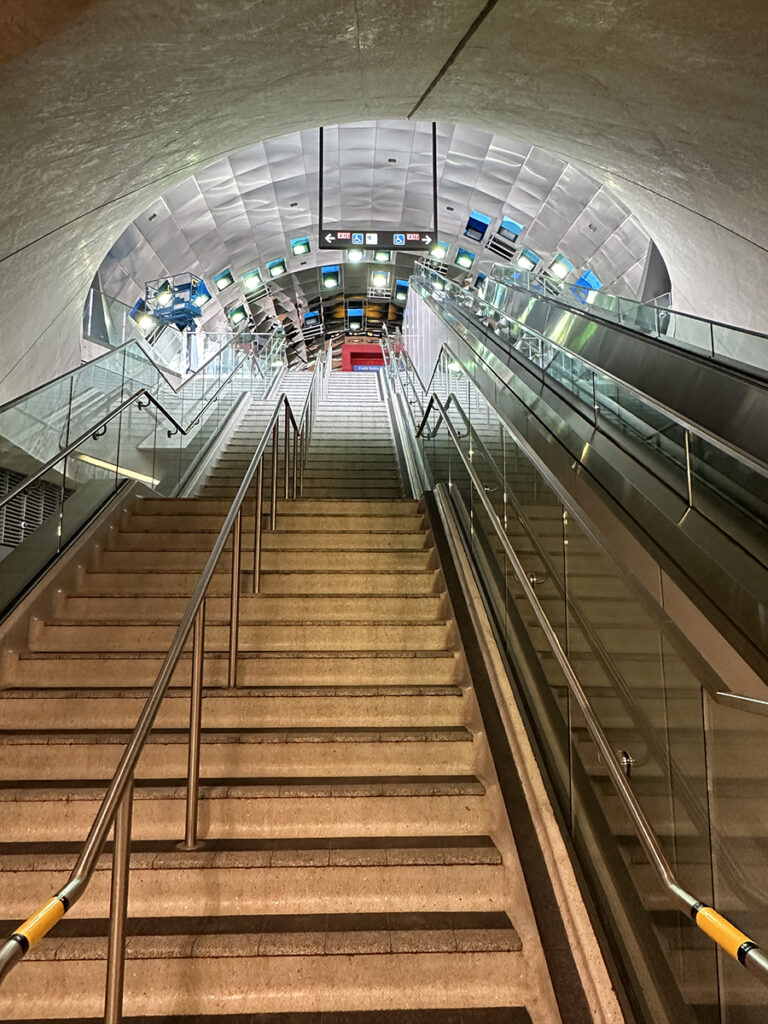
[{"xmin": 0, "ymin": 468, "xmax": 63, "ymax": 549}]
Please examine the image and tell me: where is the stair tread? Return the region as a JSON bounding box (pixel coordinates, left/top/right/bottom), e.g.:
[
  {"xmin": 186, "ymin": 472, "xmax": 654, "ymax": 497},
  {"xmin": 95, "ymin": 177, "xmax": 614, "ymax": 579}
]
[
  {"xmin": 0, "ymin": 774, "xmax": 487, "ymax": 799},
  {"xmin": 0, "ymin": 684, "xmax": 465, "ymax": 699},
  {"xmin": 5, "ymin": 911, "xmax": 520, "ymax": 961},
  {"xmin": 0, "ymin": 726, "xmax": 474, "ymax": 745},
  {"xmin": 2, "ymin": 1011, "xmax": 534, "ymax": 1024},
  {"xmin": 0, "ymin": 834, "xmax": 502, "ymax": 869}
]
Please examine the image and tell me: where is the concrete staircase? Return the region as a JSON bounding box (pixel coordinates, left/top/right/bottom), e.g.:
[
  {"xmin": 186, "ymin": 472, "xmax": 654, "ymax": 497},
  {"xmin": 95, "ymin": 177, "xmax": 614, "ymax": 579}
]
[{"xmin": 0, "ymin": 369, "xmax": 562, "ymax": 1022}]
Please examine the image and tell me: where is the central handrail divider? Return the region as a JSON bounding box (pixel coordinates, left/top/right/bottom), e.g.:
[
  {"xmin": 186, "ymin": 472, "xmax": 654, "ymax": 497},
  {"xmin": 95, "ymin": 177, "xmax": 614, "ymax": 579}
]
[
  {"xmin": 411, "ymin": 388, "xmax": 768, "ymax": 986},
  {"xmin": 0, "ymin": 351, "xmax": 325, "ymax": 1020}
]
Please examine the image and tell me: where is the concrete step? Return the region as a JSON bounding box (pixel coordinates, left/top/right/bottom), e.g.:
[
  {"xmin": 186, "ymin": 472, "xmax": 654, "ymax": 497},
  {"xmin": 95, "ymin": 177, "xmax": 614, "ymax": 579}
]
[
  {"xmin": 133, "ymin": 497, "xmax": 419, "ymax": 518},
  {"xmin": 94, "ymin": 547, "xmax": 435, "ymax": 572},
  {"xmin": 107, "ymin": 530, "xmax": 429, "ymax": 553},
  {"xmin": 0, "ymin": 775, "xmax": 491, "ymax": 842},
  {"xmin": 0, "ymin": 726, "xmax": 477, "ymax": 781},
  {"xmin": 29, "ymin": 620, "xmax": 456, "ymax": 653},
  {"xmin": 0, "ymin": 935, "xmax": 529, "ymax": 1021},
  {"xmin": 3, "ymin": 650, "xmax": 465, "ymax": 688},
  {"xmin": 125, "ymin": 512, "xmax": 424, "ymax": 533},
  {"xmin": 0, "ymin": 834, "xmax": 503, "ymax": 920},
  {"xmin": 59, "ymin": 593, "xmax": 448, "ymax": 623},
  {"xmin": 299, "ymin": 486, "xmax": 404, "ymax": 499},
  {"xmin": 76, "ymin": 569, "xmax": 442, "ymax": 596},
  {"xmin": 0, "ymin": 684, "xmax": 468, "ymax": 730}
]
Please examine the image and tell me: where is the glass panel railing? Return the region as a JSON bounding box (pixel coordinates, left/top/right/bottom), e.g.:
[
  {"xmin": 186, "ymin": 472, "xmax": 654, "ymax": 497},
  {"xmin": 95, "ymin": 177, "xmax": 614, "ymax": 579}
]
[
  {"xmin": 413, "ymin": 268, "xmax": 768, "ymax": 566},
  {"xmin": 83, "ymin": 287, "xmax": 278, "ymax": 384},
  {"xmin": 384, "ymin": 323, "xmax": 768, "ymax": 1024},
  {"xmin": 0, "ymin": 327, "xmax": 287, "ymax": 610},
  {"xmin": 486, "ymin": 264, "xmax": 768, "ymax": 374},
  {"xmin": 703, "ymin": 693, "xmax": 768, "ymax": 1024}
]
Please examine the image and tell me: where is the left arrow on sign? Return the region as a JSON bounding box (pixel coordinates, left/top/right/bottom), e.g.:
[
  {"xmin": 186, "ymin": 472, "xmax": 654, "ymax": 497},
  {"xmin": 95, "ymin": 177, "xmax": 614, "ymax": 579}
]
[{"xmin": 325, "ymin": 233, "xmax": 336, "ymax": 244}]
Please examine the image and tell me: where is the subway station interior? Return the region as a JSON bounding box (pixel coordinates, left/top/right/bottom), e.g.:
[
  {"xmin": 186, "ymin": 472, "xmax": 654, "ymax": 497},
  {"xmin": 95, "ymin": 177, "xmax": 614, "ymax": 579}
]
[{"xmin": 0, "ymin": 2, "xmax": 767, "ymax": 1022}]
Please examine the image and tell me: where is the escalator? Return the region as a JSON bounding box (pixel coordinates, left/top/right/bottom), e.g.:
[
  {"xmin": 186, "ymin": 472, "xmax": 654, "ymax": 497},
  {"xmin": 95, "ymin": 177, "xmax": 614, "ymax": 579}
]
[
  {"xmin": 383, "ymin": 271, "xmax": 768, "ymax": 1024},
  {"xmin": 0, "ymin": 273, "xmax": 766, "ymax": 1024}
]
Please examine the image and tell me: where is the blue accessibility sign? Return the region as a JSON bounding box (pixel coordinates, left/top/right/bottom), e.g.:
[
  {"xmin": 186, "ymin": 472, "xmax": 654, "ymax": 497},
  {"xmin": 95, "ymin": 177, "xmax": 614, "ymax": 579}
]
[
  {"xmin": 393, "ymin": 233, "xmax": 406, "ymax": 246},
  {"xmin": 352, "ymin": 233, "xmax": 364, "ymax": 245}
]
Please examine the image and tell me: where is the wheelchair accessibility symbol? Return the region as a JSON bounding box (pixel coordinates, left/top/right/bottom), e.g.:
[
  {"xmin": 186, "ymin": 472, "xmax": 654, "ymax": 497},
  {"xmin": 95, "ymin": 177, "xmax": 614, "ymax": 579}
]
[
  {"xmin": 393, "ymin": 233, "xmax": 406, "ymax": 246},
  {"xmin": 352, "ymin": 233, "xmax": 364, "ymax": 245}
]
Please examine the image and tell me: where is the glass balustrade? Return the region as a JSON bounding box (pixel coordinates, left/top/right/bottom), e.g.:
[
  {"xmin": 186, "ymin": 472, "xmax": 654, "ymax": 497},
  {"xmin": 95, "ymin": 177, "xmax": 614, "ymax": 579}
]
[
  {"xmin": 412, "ymin": 267, "xmax": 768, "ymax": 563},
  {"xmin": 485, "ymin": 264, "xmax": 768, "ymax": 375},
  {"xmin": 382, "ymin": 297, "xmax": 768, "ymax": 1024},
  {"xmin": 0, "ymin": 326, "xmax": 287, "ymax": 611}
]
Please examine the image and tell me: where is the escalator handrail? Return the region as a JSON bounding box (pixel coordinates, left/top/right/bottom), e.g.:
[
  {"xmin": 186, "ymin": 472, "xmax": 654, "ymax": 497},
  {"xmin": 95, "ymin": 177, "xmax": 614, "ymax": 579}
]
[
  {"xmin": 415, "ymin": 269, "xmax": 768, "ymax": 476},
  {"xmin": 712, "ymin": 691, "xmax": 768, "ymax": 718},
  {"xmin": 485, "ymin": 265, "xmax": 768, "ymax": 373},
  {"xmin": 415, "ymin": 389, "xmax": 768, "ymax": 986}
]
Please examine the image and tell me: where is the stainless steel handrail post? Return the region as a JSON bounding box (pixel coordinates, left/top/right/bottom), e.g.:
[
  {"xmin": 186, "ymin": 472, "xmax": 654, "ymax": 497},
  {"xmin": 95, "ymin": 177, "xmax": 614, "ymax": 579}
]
[
  {"xmin": 298, "ymin": 431, "xmax": 305, "ymax": 496},
  {"xmin": 284, "ymin": 403, "xmax": 290, "ymax": 499},
  {"xmin": 227, "ymin": 510, "xmax": 242, "ymax": 689},
  {"xmin": 104, "ymin": 774, "xmax": 133, "ymax": 1024},
  {"xmin": 292, "ymin": 425, "xmax": 298, "ymax": 499},
  {"xmin": 179, "ymin": 603, "xmax": 206, "ymax": 850},
  {"xmin": 270, "ymin": 421, "xmax": 279, "ymax": 530},
  {"xmin": 684, "ymin": 429, "xmax": 693, "ymax": 507},
  {"xmin": 252, "ymin": 459, "xmax": 264, "ymax": 594}
]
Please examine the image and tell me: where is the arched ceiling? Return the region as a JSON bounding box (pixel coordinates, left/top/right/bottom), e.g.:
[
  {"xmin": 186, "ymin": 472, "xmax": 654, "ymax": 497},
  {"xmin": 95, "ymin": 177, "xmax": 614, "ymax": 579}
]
[
  {"xmin": 98, "ymin": 120, "xmax": 656, "ymax": 362},
  {"xmin": 0, "ymin": 0, "xmax": 766, "ymax": 401}
]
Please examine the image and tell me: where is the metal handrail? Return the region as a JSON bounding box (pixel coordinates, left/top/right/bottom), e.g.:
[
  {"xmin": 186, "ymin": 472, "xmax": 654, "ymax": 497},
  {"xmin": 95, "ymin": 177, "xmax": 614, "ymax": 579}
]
[
  {"xmin": 487, "ymin": 263, "xmax": 768, "ymax": 348},
  {"xmin": 415, "ymin": 390, "xmax": 768, "ymax": 985},
  {"xmin": 0, "ymin": 352, "xmax": 324, "ymax": 1008},
  {"xmin": 0, "ymin": 345, "xmax": 266, "ymax": 513},
  {"xmin": 712, "ymin": 691, "xmax": 768, "ymax": 718},
  {"xmin": 414, "ymin": 268, "xmax": 768, "ymax": 476},
  {"xmin": 421, "ymin": 384, "xmax": 768, "ymax": 912}
]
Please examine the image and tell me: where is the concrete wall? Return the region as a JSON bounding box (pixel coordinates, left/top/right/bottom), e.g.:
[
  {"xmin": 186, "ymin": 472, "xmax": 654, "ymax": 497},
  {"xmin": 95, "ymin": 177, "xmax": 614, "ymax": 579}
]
[{"xmin": 0, "ymin": 0, "xmax": 766, "ymax": 403}]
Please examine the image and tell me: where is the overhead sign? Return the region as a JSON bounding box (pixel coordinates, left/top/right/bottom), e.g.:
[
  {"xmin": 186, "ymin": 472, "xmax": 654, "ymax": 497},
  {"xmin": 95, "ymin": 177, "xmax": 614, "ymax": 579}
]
[{"xmin": 319, "ymin": 230, "xmax": 434, "ymax": 251}]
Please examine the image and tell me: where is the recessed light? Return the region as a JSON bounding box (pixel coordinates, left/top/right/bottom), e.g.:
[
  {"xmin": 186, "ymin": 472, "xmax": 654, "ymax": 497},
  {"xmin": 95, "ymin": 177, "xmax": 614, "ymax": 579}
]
[
  {"xmin": 290, "ymin": 202, "xmax": 298, "ymax": 208},
  {"xmin": 446, "ymin": 206, "xmax": 454, "ymax": 212},
  {"xmin": 388, "ymin": 158, "xmax": 397, "ymax": 164}
]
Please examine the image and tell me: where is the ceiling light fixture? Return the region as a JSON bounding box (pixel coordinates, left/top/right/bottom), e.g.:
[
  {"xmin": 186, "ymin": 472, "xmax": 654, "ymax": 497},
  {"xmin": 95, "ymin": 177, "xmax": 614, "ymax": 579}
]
[{"xmin": 214, "ymin": 269, "xmax": 234, "ymax": 291}]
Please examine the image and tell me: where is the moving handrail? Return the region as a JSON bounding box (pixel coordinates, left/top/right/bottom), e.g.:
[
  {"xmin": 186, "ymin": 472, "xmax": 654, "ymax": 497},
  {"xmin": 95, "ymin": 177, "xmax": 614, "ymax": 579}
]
[
  {"xmin": 712, "ymin": 691, "xmax": 768, "ymax": 718},
  {"xmin": 415, "ymin": 266, "xmax": 768, "ymax": 476},
  {"xmin": 0, "ymin": 353, "xmax": 324, "ymax": 1016},
  {"xmin": 486, "ymin": 263, "xmax": 768, "ymax": 375},
  {"xmin": 415, "ymin": 390, "xmax": 768, "ymax": 986}
]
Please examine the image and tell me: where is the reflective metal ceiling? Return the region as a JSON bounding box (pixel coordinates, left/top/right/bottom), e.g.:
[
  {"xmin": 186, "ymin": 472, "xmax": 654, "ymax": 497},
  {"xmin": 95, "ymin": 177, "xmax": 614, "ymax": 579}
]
[{"xmin": 98, "ymin": 120, "xmax": 657, "ymax": 356}]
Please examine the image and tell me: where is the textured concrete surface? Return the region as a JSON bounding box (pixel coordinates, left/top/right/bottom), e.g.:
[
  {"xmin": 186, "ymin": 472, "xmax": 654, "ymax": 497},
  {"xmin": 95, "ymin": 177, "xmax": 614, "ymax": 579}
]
[{"xmin": 0, "ymin": 0, "xmax": 766, "ymax": 401}]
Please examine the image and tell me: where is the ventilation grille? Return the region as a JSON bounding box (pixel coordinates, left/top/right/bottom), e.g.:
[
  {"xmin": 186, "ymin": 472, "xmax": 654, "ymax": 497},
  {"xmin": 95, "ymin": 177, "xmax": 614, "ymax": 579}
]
[
  {"xmin": 485, "ymin": 234, "xmax": 518, "ymax": 261},
  {"xmin": 0, "ymin": 468, "xmax": 63, "ymax": 550}
]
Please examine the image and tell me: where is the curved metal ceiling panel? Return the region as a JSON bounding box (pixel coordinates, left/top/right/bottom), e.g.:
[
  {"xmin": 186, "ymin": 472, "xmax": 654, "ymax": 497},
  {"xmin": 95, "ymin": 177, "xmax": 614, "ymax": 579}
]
[{"xmin": 98, "ymin": 119, "xmax": 658, "ymax": 343}]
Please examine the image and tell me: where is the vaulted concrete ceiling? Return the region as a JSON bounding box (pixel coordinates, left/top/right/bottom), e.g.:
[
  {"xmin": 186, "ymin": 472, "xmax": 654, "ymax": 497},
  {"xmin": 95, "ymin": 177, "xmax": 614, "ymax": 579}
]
[{"xmin": 0, "ymin": 0, "xmax": 766, "ymax": 402}]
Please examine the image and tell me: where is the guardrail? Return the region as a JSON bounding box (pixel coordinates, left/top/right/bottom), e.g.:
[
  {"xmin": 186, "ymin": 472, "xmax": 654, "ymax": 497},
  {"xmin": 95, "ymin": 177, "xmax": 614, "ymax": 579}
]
[
  {"xmin": 0, "ymin": 351, "xmax": 325, "ymax": 1023},
  {"xmin": 413, "ymin": 389, "xmax": 768, "ymax": 986}
]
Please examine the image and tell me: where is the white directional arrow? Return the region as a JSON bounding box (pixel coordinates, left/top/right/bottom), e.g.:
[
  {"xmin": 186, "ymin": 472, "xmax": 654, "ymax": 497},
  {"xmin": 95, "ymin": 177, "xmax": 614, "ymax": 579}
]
[
  {"xmin": 423, "ymin": 235, "xmax": 432, "ymax": 245},
  {"xmin": 325, "ymin": 233, "xmax": 336, "ymax": 244}
]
